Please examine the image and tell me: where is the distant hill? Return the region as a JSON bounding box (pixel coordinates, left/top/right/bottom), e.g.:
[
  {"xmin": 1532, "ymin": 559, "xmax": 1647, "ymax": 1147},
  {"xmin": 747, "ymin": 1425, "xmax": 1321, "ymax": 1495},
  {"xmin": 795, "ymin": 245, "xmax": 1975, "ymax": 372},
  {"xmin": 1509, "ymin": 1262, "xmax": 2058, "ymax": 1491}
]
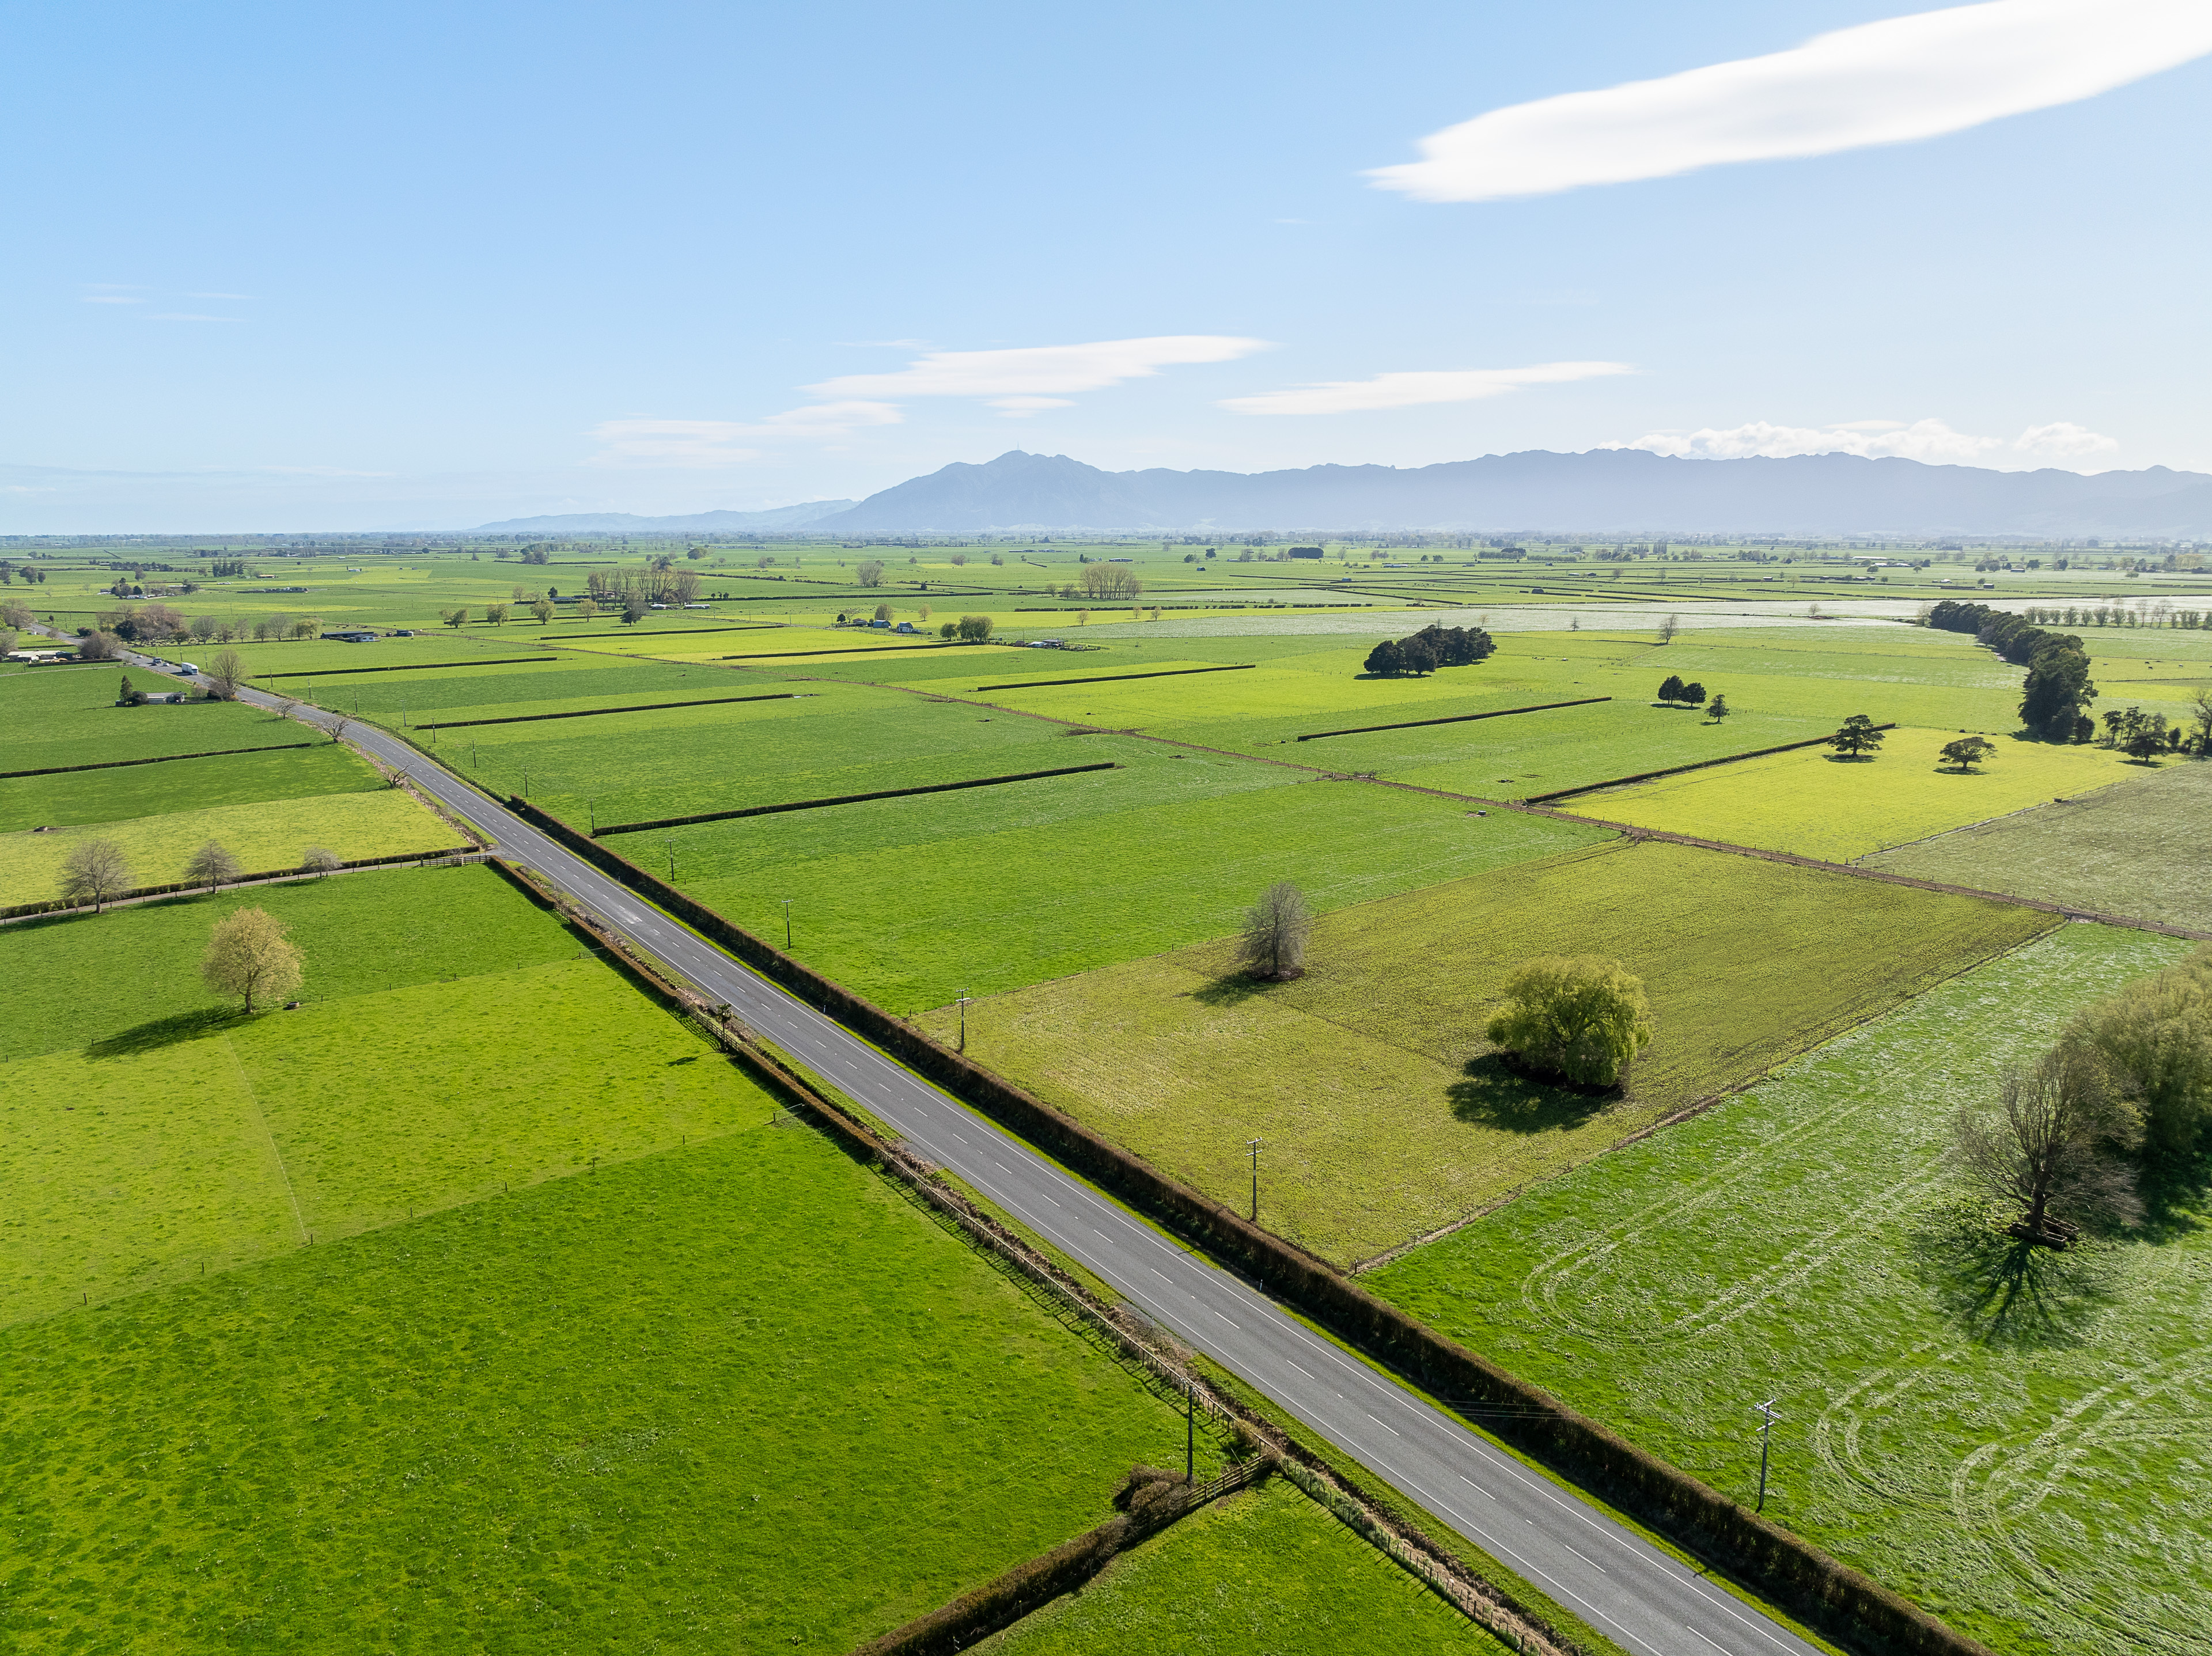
[
  {"xmin": 812, "ymin": 450, "xmax": 2212, "ymax": 537},
  {"xmin": 475, "ymin": 500, "xmax": 855, "ymax": 533}
]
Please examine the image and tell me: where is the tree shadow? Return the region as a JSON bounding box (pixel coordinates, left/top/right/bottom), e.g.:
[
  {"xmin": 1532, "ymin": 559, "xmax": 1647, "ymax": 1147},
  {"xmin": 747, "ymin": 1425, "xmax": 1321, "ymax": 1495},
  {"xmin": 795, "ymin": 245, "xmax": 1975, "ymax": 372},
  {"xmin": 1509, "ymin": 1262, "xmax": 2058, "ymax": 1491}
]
[
  {"xmin": 1446, "ymin": 1053, "xmax": 1615, "ymax": 1134},
  {"xmin": 1190, "ymin": 972, "xmax": 1283, "ymax": 1008},
  {"xmin": 84, "ymin": 1006, "xmax": 250, "ymax": 1060},
  {"xmin": 1820, "ymin": 752, "xmax": 1877, "ymax": 763},
  {"xmin": 2136, "ymin": 1144, "xmax": 2212, "ymax": 1246},
  {"xmin": 1907, "ymin": 1198, "xmax": 2129, "ymax": 1350}
]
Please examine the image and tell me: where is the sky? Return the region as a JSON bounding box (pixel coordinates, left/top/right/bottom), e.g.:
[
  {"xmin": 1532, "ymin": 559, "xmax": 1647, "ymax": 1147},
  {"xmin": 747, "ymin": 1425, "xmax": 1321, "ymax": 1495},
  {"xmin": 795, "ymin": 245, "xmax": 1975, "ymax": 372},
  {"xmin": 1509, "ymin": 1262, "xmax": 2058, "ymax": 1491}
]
[{"xmin": 5, "ymin": 0, "xmax": 2210, "ymax": 531}]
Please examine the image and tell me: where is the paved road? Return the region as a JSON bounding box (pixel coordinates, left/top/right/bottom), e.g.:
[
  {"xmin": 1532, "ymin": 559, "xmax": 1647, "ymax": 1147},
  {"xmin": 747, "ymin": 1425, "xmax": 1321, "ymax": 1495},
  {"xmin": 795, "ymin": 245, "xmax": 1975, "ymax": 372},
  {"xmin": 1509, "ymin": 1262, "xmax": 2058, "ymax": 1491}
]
[{"xmin": 112, "ymin": 647, "xmax": 1823, "ymax": 1656}]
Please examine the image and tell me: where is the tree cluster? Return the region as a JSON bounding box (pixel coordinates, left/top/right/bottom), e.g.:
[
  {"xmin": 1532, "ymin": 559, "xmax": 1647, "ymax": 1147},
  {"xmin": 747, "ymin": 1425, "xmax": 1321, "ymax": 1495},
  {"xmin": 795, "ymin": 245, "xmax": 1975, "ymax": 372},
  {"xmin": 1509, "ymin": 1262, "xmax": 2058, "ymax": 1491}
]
[
  {"xmin": 2100, "ymin": 706, "xmax": 2184, "ymax": 760},
  {"xmin": 1362, "ymin": 623, "xmax": 1495, "ymax": 677},
  {"xmin": 1077, "ymin": 563, "xmax": 1143, "ymax": 599},
  {"xmin": 938, "ymin": 614, "xmax": 994, "ymax": 642},
  {"xmin": 1484, "ymin": 956, "xmax": 1654, "ymax": 1087},
  {"xmin": 585, "ymin": 566, "xmax": 702, "ymax": 606},
  {"xmin": 1656, "ymin": 674, "xmax": 1706, "ymax": 706}
]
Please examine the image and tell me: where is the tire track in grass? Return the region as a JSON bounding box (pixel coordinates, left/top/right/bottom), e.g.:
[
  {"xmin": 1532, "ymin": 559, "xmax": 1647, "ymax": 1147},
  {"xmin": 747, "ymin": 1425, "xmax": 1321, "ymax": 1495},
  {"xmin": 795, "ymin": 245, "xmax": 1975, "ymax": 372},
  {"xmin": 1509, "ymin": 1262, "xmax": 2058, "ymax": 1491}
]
[{"xmin": 222, "ymin": 1033, "xmax": 310, "ymax": 1246}]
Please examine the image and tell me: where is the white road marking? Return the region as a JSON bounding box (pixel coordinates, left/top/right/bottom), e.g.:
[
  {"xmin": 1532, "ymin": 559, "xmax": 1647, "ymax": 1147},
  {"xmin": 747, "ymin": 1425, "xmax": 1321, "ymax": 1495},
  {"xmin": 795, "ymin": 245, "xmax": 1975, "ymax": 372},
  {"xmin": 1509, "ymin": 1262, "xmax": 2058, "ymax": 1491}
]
[
  {"xmin": 1563, "ymin": 1542, "xmax": 1608, "ymax": 1574},
  {"xmin": 1365, "ymin": 1413, "xmax": 1402, "ymax": 1437}
]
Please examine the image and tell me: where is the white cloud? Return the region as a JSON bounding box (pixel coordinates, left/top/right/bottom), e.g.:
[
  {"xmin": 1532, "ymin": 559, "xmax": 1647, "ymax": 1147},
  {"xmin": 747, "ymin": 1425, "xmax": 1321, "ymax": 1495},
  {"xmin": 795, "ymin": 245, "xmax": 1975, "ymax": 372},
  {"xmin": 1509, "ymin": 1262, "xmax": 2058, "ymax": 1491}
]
[
  {"xmin": 1371, "ymin": 0, "xmax": 2212, "ymax": 203},
  {"xmin": 586, "ymin": 402, "xmax": 902, "ymax": 468},
  {"xmin": 988, "ymin": 396, "xmax": 1076, "ymax": 417},
  {"xmin": 808, "ymin": 335, "xmax": 1270, "ymax": 400},
  {"xmin": 1222, "ymin": 360, "xmax": 1633, "ymax": 416},
  {"xmin": 1616, "ymin": 416, "xmax": 2119, "ymax": 468}
]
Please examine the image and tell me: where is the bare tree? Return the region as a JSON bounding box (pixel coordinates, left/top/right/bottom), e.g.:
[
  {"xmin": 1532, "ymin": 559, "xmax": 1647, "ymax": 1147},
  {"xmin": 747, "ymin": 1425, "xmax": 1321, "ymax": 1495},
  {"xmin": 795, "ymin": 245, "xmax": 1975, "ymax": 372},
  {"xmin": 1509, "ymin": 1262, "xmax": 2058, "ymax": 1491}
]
[
  {"xmin": 300, "ymin": 845, "xmax": 343, "ymax": 877},
  {"xmin": 1953, "ymin": 1045, "xmax": 2143, "ymax": 1246},
  {"xmin": 59, "ymin": 838, "xmax": 133, "ymax": 912},
  {"xmin": 200, "ymin": 907, "xmax": 304, "ymax": 1013},
  {"xmin": 1657, "ymin": 613, "xmax": 1681, "ymax": 645},
  {"xmin": 204, "ymin": 647, "xmax": 247, "ymax": 700},
  {"xmin": 182, "ymin": 839, "xmax": 244, "ymax": 893},
  {"xmin": 76, "ymin": 630, "xmax": 124, "ymax": 662},
  {"xmin": 1237, "ymin": 881, "xmax": 1312, "ymax": 981},
  {"xmin": 855, "ymin": 560, "xmax": 886, "ymax": 587},
  {"xmin": 1078, "ymin": 563, "xmax": 1142, "ymax": 599}
]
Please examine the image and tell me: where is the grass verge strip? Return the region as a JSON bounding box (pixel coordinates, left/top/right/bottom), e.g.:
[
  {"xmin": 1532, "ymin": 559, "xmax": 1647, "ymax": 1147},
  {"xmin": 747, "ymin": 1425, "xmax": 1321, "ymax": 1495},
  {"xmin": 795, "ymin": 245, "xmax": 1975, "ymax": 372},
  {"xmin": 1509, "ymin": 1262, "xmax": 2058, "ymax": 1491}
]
[
  {"xmin": 419, "ymin": 692, "xmax": 797, "ymax": 730},
  {"xmin": 1296, "ymin": 697, "xmax": 1612, "ymax": 742},
  {"xmin": 251, "ymin": 658, "xmax": 547, "ymax": 679},
  {"xmin": 1, "ymin": 847, "xmax": 485, "ymax": 921},
  {"xmin": 499, "ymin": 791, "xmax": 1998, "ymax": 1656},
  {"xmin": 0, "ymin": 740, "xmax": 317, "ymax": 779},
  {"xmin": 1525, "ymin": 722, "xmax": 1898, "ymax": 803},
  {"xmin": 974, "ymin": 664, "xmax": 1257, "ymax": 692},
  {"xmin": 595, "ymin": 761, "xmax": 1118, "ymax": 836}
]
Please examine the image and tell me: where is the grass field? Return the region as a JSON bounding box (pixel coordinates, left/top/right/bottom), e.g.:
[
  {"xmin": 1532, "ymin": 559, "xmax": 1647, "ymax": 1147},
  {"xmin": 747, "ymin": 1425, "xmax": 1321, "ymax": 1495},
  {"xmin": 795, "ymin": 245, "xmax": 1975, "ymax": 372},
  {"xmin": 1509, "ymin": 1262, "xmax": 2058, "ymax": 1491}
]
[
  {"xmin": 670, "ymin": 753, "xmax": 1610, "ymax": 1011},
  {"xmin": 0, "ymin": 741, "xmax": 380, "ymax": 833},
  {"xmin": 1860, "ymin": 758, "xmax": 2212, "ymax": 930},
  {"xmin": 0, "ymin": 1124, "xmax": 1215, "ymax": 1652},
  {"xmin": 0, "ymin": 787, "xmax": 464, "ymax": 905},
  {"xmin": 977, "ymin": 1476, "xmax": 1503, "ymax": 1655},
  {"xmin": 1367, "ymin": 924, "xmax": 2209, "ymax": 1656},
  {"xmin": 920, "ymin": 839, "xmax": 2056, "ymax": 1263},
  {"xmin": 0, "ymin": 665, "xmax": 279, "ymax": 771},
  {"xmin": 1566, "ymin": 725, "xmax": 2139, "ymax": 860}
]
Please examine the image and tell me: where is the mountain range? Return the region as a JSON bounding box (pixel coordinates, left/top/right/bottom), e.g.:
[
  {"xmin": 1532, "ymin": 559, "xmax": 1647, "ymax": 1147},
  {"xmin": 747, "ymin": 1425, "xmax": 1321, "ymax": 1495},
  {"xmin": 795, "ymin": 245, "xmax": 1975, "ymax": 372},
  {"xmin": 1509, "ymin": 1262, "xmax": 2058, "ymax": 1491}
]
[{"xmin": 474, "ymin": 450, "xmax": 2212, "ymax": 539}]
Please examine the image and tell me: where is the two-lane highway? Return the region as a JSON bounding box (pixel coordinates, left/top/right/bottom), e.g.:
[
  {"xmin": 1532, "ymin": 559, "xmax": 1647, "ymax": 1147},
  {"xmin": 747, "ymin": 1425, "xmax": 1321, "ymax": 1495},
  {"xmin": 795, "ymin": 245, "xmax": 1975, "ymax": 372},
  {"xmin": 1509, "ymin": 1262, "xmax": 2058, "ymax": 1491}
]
[{"xmin": 137, "ymin": 646, "xmax": 1823, "ymax": 1656}]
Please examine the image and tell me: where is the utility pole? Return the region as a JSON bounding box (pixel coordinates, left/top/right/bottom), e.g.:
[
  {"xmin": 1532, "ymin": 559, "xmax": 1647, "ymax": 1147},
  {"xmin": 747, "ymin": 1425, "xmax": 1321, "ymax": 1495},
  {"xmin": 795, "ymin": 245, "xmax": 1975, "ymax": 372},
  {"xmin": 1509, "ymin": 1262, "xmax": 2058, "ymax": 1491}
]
[
  {"xmin": 664, "ymin": 837, "xmax": 675, "ymax": 881},
  {"xmin": 1245, "ymin": 1138, "xmax": 1261, "ymax": 1223},
  {"xmin": 1185, "ymin": 1377, "xmax": 1194, "ymax": 1482},
  {"xmin": 957, "ymin": 990, "xmax": 972, "ymax": 1054},
  {"xmin": 588, "ymin": 798, "xmax": 596, "ymax": 833},
  {"xmin": 782, "ymin": 898, "xmax": 792, "ymax": 949},
  {"xmin": 1753, "ymin": 1399, "xmax": 1779, "ymax": 1513}
]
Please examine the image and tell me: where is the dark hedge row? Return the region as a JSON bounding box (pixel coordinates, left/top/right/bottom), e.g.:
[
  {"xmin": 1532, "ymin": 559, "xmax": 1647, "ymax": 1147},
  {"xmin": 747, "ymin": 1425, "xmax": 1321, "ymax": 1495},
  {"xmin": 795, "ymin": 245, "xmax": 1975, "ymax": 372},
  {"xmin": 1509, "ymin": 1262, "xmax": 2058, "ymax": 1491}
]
[
  {"xmin": 1297, "ymin": 696, "xmax": 1610, "ymax": 742},
  {"xmin": 421, "ymin": 691, "xmax": 795, "ymax": 731},
  {"xmin": 1523, "ymin": 722, "xmax": 1899, "ymax": 804},
  {"xmin": 0, "ymin": 740, "xmax": 316, "ymax": 779},
  {"xmin": 596, "ymin": 761, "xmax": 1118, "ymax": 836},
  {"xmin": 501, "ymin": 794, "xmax": 1994, "ymax": 1656}
]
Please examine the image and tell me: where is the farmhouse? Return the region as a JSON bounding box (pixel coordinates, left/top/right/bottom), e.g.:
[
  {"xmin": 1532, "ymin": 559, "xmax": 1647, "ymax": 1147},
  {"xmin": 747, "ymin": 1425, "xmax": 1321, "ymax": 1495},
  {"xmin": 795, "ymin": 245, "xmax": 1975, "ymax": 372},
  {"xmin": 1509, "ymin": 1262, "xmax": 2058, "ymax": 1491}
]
[{"xmin": 321, "ymin": 629, "xmax": 380, "ymax": 642}]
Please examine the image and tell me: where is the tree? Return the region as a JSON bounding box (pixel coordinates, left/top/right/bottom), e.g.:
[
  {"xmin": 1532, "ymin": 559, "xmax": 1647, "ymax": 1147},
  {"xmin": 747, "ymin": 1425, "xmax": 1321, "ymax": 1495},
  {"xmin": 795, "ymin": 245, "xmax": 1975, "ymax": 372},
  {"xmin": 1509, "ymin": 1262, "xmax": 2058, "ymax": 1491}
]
[
  {"xmin": 1484, "ymin": 956, "xmax": 1654, "ymax": 1086},
  {"xmin": 532, "ymin": 597, "xmax": 554, "ymax": 625},
  {"xmin": 1679, "ymin": 681, "xmax": 1706, "ymax": 707},
  {"xmin": 59, "ymin": 838, "xmax": 132, "ymax": 912},
  {"xmin": 955, "ymin": 613, "xmax": 994, "ymax": 642},
  {"xmin": 1365, "ymin": 638, "xmax": 1411, "ymax": 676},
  {"xmin": 622, "ymin": 594, "xmax": 648, "ymax": 625},
  {"xmin": 299, "ymin": 845, "xmax": 343, "ymax": 877},
  {"xmin": 1237, "ymin": 881, "xmax": 1312, "ymax": 980},
  {"xmin": 1078, "ymin": 563, "xmax": 1142, "ymax": 599},
  {"xmin": 1657, "ymin": 673, "xmax": 1685, "ymax": 704},
  {"xmin": 205, "ymin": 647, "xmax": 246, "ymax": 699},
  {"xmin": 1953, "ymin": 1045, "xmax": 2143, "ymax": 1246},
  {"xmin": 1657, "ymin": 613, "xmax": 1681, "ymax": 644},
  {"xmin": 77, "ymin": 630, "xmax": 123, "ymax": 661},
  {"xmin": 484, "ymin": 602, "xmax": 509, "ymax": 626},
  {"xmin": 2018, "ymin": 640, "xmax": 2097, "ymax": 740},
  {"xmin": 1827, "ymin": 714, "xmax": 1886, "ymax": 758},
  {"xmin": 118, "ymin": 673, "xmax": 143, "ymax": 706},
  {"xmin": 441, "ymin": 607, "xmax": 468, "ymax": 628},
  {"xmin": 2064, "ymin": 947, "xmax": 2212, "ymax": 1154},
  {"xmin": 182, "ymin": 839, "xmax": 244, "ymax": 892},
  {"xmin": 855, "ymin": 560, "xmax": 886, "ymax": 587},
  {"xmin": 575, "ymin": 597, "xmax": 600, "ymax": 619},
  {"xmin": 1940, "ymin": 735, "xmax": 1997, "ymax": 771},
  {"xmin": 2122, "ymin": 711, "xmax": 2171, "ymax": 763},
  {"xmin": 2189, "ymin": 687, "xmax": 2212, "ymax": 756},
  {"xmin": 200, "ymin": 906, "xmax": 304, "ymax": 1013},
  {"xmin": 1706, "ymin": 695, "xmax": 1729, "ymax": 722},
  {"xmin": 873, "ymin": 602, "xmax": 892, "ymax": 621}
]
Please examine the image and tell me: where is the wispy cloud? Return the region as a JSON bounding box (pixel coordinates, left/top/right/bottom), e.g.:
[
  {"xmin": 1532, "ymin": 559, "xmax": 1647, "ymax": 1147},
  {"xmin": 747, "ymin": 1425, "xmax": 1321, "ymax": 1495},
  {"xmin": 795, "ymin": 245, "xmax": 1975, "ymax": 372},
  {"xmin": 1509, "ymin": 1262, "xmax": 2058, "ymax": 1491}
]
[
  {"xmin": 1617, "ymin": 416, "xmax": 2119, "ymax": 468},
  {"xmin": 586, "ymin": 402, "xmax": 902, "ymax": 468},
  {"xmin": 188, "ymin": 291, "xmax": 256, "ymax": 301},
  {"xmin": 82, "ymin": 295, "xmax": 145, "ymax": 305},
  {"xmin": 809, "ymin": 335, "xmax": 1270, "ymax": 401},
  {"xmin": 1372, "ymin": 0, "xmax": 2212, "ymax": 203},
  {"xmin": 143, "ymin": 313, "xmax": 236, "ymax": 323},
  {"xmin": 1223, "ymin": 360, "xmax": 1633, "ymax": 416}
]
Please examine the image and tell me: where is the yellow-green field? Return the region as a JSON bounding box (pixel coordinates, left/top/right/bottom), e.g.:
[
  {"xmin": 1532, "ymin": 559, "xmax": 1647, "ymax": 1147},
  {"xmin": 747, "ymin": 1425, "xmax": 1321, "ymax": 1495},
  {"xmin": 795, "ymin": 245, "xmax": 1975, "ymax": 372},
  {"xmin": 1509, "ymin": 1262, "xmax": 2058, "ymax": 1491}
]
[
  {"xmin": 922, "ymin": 840, "xmax": 2055, "ymax": 1263},
  {"xmin": 1565, "ymin": 725, "xmax": 2139, "ymax": 861},
  {"xmin": 0, "ymin": 789, "xmax": 465, "ymax": 905}
]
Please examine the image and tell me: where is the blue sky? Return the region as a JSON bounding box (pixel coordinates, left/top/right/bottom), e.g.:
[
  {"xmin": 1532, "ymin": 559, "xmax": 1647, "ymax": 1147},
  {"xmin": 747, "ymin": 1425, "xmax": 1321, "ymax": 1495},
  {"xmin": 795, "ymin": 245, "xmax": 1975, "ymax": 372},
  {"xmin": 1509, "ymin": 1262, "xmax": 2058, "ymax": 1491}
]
[{"xmin": 5, "ymin": 0, "xmax": 2210, "ymax": 530}]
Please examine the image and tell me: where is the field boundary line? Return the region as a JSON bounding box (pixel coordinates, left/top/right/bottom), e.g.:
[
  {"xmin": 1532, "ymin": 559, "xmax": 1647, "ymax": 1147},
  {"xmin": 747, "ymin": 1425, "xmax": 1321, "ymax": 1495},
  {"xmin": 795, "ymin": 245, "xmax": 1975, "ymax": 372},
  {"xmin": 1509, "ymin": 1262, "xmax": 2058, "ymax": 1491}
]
[
  {"xmin": 1293, "ymin": 696, "xmax": 1611, "ymax": 742},
  {"xmin": 0, "ymin": 848, "xmax": 487, "ymax": 924},
  {"xmin": 419, "ymin": 691, "xmax": 797, "ymax": 730},
  {"xmin": 973, "ymin": 663, "xmax": 1256, "ymax": 692},
  {"xmin": 0, "ymin": 740, "xmax": 320, "ymax": 779},
  {"xmin": 594, "ymin": 761, "xmax": 1120, "ymax": 836},
  {"xmin": 1847, "ymin": 773, "xmax": 2144, "ymax": 863},
  {"xmin": 219, "ymin": 1033, "xmax": 310, "ymax": 1246},
  {"xmin": 1521, "ymin": 723, "xmax": 1897, "ymax": 804},
  {"xmin": 250, "ymin": 657, "xmax": 546, "ymax": 679}
]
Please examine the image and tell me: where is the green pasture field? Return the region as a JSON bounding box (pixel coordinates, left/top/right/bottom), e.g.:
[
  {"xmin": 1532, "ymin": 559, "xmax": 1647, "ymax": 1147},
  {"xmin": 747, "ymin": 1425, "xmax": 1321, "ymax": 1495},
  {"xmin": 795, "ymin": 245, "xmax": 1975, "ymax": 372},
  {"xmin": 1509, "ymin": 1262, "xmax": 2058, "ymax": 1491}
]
[
  {"xmin": 0, "ymin": 1117, "xmax": 1217, "ymax": 1651},
  {"xmin": 672, "ymin": 755, "xmax": 1609, "ymax": 1013},
  {"xmin": 916, "ymin": 839, "xmax": 2055, "ymax": 1263},
  {"xmin": 5, "ymin": 861, "xmax": 575, "ymax": 1058},
  {"xmin": 0, "ymin": 789, "xmax": 463, "ymax": 906},
  {"xmin": 0, "ymin": 741, "xmax": 380, "ymax": 833},
  {"xmin": 977, "ymin": 1476, "xmax": 1502, "ymax": 1655},
  {"xmin": 1570, "ymin": 725, "xmax": 2140, "ymax": 861},
  {"xmin": 1861, "ymin": 757, "xmax": 2212, "ymax": 930},
  {"xmin": 0, "ymin": 664, "xmax": 278, "ymax": 771},
  {"xmin": 1368, "ymin": 924, "xmax": 2210, "ymax": 1656}
]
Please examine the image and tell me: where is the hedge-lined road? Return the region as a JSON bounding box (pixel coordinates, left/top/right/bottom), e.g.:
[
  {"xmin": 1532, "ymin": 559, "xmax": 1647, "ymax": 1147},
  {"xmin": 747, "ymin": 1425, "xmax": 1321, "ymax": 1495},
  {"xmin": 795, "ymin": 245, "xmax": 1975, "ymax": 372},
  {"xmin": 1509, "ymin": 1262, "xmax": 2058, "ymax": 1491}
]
[{"xmin": 147, "ymin": 642, "xmax": 1819, "ymax": 1656}]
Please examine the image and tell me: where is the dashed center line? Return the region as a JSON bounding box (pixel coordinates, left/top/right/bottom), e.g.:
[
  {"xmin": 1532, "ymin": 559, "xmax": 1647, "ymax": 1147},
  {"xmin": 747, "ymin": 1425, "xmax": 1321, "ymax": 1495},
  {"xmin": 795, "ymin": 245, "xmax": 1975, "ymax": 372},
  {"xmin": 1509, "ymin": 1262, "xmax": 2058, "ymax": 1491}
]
[{"xmin": 1365, "ymin": 1413, "xmax": 1402, "ymax": 1437}]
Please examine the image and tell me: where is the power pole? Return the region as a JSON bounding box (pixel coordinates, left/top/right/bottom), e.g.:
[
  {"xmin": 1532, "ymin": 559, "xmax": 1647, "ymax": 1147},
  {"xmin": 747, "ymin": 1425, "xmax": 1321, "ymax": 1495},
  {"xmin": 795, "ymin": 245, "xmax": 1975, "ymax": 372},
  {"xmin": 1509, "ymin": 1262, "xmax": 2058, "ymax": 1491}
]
[
  {"xmin": 1245, "ymin": 1138, "xmax": 1261, "ymax": 1223},
  {"xmin": 1753, "ymin": 1399, "xmax": 1779, "ymax": 1513},
  {"xmin": 1185, "ymin": 1377, "xmax": 1195, "ymax": 1482},
  {"xmin": 782, "ymin": 898, "xmax": 793, "ymax": 949},
  {"xmin": 957, "ymin": 990, "xmax": 972, "ymax": 1054}
]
